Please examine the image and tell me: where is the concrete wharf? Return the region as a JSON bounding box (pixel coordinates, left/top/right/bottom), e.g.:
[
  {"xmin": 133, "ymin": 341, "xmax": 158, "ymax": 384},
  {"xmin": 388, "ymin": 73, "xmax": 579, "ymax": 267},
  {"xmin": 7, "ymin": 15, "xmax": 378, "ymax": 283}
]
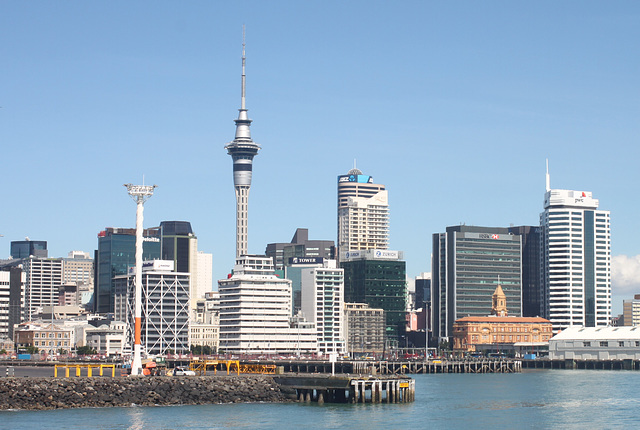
[{"xmin": 273, "ymin": 374, "xmax": 415, "ymax": 404}]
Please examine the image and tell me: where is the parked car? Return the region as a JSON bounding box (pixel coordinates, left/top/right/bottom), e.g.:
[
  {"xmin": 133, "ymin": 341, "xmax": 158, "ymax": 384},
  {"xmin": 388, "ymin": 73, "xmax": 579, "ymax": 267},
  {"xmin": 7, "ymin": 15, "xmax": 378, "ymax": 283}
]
[{"xmin": 173, "ymin": 366, "xmax": 195, "ymax": 376}]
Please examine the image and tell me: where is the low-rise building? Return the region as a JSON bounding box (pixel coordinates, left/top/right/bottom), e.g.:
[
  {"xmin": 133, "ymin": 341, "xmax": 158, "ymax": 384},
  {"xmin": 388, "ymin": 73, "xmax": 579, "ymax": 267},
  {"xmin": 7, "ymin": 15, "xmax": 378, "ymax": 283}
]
[
  {"xmin": 549, "ymin": 326, "xmax": 640, "ymax": 360},
  {"xmin": 84, "ymin": 321, "xmax": 126, "ymax": 356},
  {"xmin": 14, "ymin": 322, "xmax": 73, "ymax": 355},
  {"xmin": 452, "ymin": 285, "xmax": 553, "ymax": 357}
]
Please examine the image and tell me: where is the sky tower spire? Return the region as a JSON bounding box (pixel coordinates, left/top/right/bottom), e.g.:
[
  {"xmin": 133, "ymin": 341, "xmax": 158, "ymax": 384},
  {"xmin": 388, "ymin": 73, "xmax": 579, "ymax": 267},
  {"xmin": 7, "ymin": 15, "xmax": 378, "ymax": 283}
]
[{"xmin": 225, "ymin": 26, "xmax": 261, "ymax": 258}]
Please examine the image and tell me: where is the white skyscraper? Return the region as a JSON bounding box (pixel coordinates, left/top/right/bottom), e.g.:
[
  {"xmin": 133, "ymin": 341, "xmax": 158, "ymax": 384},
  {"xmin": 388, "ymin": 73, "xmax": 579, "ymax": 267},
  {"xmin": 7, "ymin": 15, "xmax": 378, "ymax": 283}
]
[
  {"xmin": 541, "ymin": 166, "xmax": 611, "ymax": 330},
  {"xmin": 337, "ymin": 168, "xmax": 389, "ymax": 261},
  {"xmin": 300, "ymin": 261, "xmax": 346, "ymax": 355},
  {"xmin": 217, "ymin": 255, "xmax": 317, "ymax": 354}
]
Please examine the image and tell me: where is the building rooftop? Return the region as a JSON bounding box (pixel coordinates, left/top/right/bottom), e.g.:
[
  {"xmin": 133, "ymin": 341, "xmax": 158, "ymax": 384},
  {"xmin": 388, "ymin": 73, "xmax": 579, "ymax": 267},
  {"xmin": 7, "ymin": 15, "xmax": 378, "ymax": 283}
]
[{"xmin": 551, "ymin": 326, "xmax": 640, "ymax": 340}]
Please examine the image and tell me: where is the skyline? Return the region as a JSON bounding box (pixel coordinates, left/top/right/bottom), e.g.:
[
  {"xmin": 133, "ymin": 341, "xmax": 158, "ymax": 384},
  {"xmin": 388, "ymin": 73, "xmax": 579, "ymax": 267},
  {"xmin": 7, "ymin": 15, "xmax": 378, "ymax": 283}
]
[{"xmin": 2, "ymin": 2, "xmax": 639, "ymax": 314}]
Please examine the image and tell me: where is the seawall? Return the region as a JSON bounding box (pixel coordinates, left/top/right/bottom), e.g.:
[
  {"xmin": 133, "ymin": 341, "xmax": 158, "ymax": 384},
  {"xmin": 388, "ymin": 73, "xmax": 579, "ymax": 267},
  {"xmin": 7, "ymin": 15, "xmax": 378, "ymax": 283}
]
[{"xmin": 0, "ymin": 375, "xmax": 290, "ymax": 410}]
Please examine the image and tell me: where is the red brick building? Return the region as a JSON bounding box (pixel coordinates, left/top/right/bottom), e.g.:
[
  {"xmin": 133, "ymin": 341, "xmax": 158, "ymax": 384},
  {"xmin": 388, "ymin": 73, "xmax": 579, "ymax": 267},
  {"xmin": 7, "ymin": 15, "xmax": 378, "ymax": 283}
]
[{"xmin": 452, "ymin": 285, "xmax": 553, "ymax": 356}]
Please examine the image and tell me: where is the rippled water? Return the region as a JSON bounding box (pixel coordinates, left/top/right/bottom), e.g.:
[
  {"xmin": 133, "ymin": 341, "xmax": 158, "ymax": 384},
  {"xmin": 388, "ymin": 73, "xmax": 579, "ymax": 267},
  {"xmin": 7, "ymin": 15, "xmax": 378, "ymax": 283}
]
[{"xmin": 2, "ymin": 370, "xmax": 639, "ymax": 429}]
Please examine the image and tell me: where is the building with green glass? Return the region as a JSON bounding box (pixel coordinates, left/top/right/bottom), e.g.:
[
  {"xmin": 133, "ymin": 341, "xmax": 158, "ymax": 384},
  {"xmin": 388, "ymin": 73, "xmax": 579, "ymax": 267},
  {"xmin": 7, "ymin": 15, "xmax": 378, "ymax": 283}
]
[
  {"xmin": 341, "ymin": 250, "xmax": 407, "ymax": 344},
  {"xmin": 94, "ymin": 227, "xmax": 161, "ymax": 314}
]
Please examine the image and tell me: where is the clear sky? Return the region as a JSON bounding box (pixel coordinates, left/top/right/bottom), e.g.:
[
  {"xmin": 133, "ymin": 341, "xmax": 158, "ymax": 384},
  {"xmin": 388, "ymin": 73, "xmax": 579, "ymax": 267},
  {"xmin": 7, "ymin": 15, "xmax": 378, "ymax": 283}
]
[{"xmin": 2, "ymin": 1, "xmax": 639, "ymax": 313}]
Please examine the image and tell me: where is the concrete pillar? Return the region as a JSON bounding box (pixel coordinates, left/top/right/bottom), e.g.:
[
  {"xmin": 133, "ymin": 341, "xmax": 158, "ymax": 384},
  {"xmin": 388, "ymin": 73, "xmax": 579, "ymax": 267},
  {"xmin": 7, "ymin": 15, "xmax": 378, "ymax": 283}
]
[
  {"xmin": 353, "ymin": 385, "xmax": 359, "ymax": 403},
  {"xmin": 298, "ymin": 390, "xmax": 304, "ymax": 402},
  {"xmin": 318, "ymin": 391, "xmax": 324, "ymax": 405},
  {"xmin": 386, "ymin": 381, "xmax": 390, "ymax": 403},
  {"xmin": 361, "ymin": 381, "xmax": 366, "ymax": 403}
]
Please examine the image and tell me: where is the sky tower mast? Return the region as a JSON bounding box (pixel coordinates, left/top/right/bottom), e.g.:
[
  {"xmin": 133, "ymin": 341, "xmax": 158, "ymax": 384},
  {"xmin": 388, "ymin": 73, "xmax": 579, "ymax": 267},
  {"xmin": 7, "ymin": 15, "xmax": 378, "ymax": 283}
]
[
  {"xmin": 124, "ymin": 182, "xmax": 156, "ymax": 376},
  {"xmin": 225, "ymin": 26, "xmax": 261, "ymax": 258}
]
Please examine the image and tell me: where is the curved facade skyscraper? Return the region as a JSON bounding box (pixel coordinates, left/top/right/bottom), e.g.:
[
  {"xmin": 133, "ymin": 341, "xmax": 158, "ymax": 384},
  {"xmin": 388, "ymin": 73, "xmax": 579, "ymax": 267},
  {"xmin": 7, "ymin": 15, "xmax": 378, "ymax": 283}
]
[
  {"xmin": 337, "ymin": 168, "xmax": 389, "ymax": 261},
  {"xmin": 225, "ymin": 34, "xmax": 260, "ymax": 258}
]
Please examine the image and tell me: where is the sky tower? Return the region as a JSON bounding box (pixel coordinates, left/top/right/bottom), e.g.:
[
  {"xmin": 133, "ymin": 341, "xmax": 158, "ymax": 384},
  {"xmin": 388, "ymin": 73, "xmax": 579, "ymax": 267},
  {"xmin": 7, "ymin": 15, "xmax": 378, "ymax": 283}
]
[{"xmin": 225, "ymin": 28, "xmax": 260, "ymax": 258}]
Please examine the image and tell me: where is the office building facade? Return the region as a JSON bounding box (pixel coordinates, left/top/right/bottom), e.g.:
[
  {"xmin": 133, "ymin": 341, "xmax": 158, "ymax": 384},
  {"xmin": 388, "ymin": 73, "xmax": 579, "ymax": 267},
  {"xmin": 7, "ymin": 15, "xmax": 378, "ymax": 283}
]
[
  {"xmin": 337, "ymin": 169, "xmax": 389, "ymax": 261},
  {"xmin": 541, "ymin": 179, "xmax": 611, "ymax": 330},
  {"xmin": 344, "ymin": 303, "xmax": 386, "ymax": 354},
  {"xmin": 95, "ymin": 227, "xmax": 161, "ymax": 314},
  {"xmin": 300, "ymin": 263, "xmax": 346, "ymax": 355},
  {"xmin": 10, "ymin": 240, "xmax": 47, "ymax": 259},
  {"xmin": 431, "ymin": 226, "xmax": 523, "ymax": 341},
  {"xmin": 114, "ymin": 260, "xmax": 190, "ymax": 355},
  {"xmin": 341, "ymin": 250, "xmax": 407, "ymax": 343},
  {"xmin": 266, "ymin": 228, "xmax": 335, "ymax": 271},
  {"xmin": 508, "ymin": 226, "xmax": 543, "ymax": 317},
  {"xmin": 217, "ymin": 255, "xmax": 317, "ymax": 354}
]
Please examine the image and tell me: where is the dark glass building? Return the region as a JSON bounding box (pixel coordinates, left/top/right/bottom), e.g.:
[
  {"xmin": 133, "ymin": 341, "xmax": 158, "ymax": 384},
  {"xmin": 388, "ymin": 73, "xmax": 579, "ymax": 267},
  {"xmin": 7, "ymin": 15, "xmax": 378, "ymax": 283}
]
[
  {"xmin": 508, "ymin": 226, "xmax": 543, "ymax": 318},
  {"xmin": 94, "ymin": 227, "xmax": 161, "ymax": 313},
  {"xmin": 431, "ymin": 226, "xmax": 522, "ymax": 342},
  {"xmin": 160, "ymin": 221, "xmax": 196, "ymax": 273},
  {"xmin": 10, "ymin": 241, "xmax": 47, "ymax": 259},
  {"xmin": 341, "ymin": 252, "xmax": 406, "ymax": 343}
]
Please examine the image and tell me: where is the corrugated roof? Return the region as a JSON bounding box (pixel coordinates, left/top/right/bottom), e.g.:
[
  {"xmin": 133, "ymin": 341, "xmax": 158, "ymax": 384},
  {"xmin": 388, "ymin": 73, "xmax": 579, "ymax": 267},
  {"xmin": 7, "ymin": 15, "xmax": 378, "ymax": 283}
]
[{"xmin": 551, "ymin": 326, "xmax": 640, "ymax": 341}]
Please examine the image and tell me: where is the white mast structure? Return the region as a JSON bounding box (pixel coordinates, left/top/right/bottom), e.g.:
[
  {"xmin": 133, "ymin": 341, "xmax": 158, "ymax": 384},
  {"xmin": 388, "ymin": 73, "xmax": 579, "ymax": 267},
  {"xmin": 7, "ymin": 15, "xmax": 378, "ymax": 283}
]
[{"xmin": 124, "ymin": 182, "xmax": 157, "ymax": 376}]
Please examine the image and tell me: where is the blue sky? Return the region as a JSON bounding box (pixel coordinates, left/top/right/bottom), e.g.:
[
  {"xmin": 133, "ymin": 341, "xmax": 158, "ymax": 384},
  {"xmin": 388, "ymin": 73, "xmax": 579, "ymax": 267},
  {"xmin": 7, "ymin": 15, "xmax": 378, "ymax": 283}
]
[{"xmin": 2, "ymin": 2, "xmax": 639, "ymax": 313}]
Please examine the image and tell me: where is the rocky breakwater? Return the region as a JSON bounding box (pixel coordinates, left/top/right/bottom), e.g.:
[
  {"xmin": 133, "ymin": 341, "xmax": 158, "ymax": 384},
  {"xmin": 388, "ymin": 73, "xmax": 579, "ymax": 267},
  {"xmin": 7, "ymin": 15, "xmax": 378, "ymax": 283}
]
[{"xmin": 0, "ymin": 375, "xmax": 290, "ymax": 410}]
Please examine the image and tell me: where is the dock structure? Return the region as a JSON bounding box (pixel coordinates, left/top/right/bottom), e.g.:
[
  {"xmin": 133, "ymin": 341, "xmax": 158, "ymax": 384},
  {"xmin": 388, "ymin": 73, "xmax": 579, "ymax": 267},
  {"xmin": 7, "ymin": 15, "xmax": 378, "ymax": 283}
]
[
  {"xmin": 522, "ymin": 358, "xmax": 640, "ymax": 370},
  {"xmin": 273, "ymin": 359, "xmax": 522, "ymax": 375},
  {"xmin": 274, "ymin": 375, "xmax": 415, "ymax": 404}
]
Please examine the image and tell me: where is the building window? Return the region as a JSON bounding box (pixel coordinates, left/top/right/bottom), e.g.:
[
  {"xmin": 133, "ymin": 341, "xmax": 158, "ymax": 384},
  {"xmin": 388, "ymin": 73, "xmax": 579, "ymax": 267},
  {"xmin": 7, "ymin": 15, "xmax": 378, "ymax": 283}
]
[
  {"xmin": 618, "ymin": 341, "xmax": 625, "ymax": 347},
  {"xmin": 600, "ymin": 341, "xmax": 608, "ymax": 347},
  {"xmin": 583, "ymin": 341, "xmax": 591, "ymax": 347}
]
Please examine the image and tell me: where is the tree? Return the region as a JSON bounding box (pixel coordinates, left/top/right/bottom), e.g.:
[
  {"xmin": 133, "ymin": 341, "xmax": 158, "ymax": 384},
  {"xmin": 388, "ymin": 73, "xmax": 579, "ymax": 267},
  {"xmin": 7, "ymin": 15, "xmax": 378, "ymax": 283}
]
[
  {"xmin": 0, "ymin": 349, "xmax": 6, "ymax": 355},
  {"xmin": 77, "ymin": 346, "xmax": 97, "ymax": 355},
  {"xmin": 25, "ymin": 346, "xmax": 39, "ymax": 354},
  {"xmin": 190, "ymin": 345, "xmax": 212, "ymax": 355}
]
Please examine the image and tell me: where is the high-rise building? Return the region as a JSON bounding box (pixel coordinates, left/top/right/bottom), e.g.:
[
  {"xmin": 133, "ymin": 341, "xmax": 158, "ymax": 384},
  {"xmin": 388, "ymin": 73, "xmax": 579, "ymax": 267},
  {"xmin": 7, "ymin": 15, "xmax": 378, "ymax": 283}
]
[
  {"xmin": 622, "ymin": 295, "xmax": 640, "ymax": 326},
  {"xmin": 300, "ymin": 262, "xmax": 346, "ymax": 355},
  {"xmin": 195, "ymin": 251, "xmax": 213, "ymax": 300},
  {"xmin": 341, "ymin": 250, "xmax": 407, "ymax": 343},
  {"xmin": 284, "ymin": 257, "xmax": 325, "ymax": 315},
  {"xmin": 431, "ymin": 226, "xmax": 523, "ymax": 342},
  {"xmin": 10, "ymin": 240, "xmax": 47, "ymax": 259},
  {"xmin": 0, "ymin": 264, "xmax": 25, "ymax": 340},
  {"xmin": 95, "ymin": 227, "xmax": 161, "ymax": 314},
  {"xmin": 114, "ymin": 260, "xmax": 190, "ymax": 355},
  {"xmin": 344, "ymin": 303, "xmax": 386, "ymax": 355},
  {"xmin": 217, "ymin": 255, "xmax": 317, "ymax": 354},
  {"xmin": 541, "ymin": 168, "xmax": 611, "ymax": 330},
  {"xmin": 266, "ymin": 228, "xmax": 335, "ymax": 271},
  {"xmin": 159, "ymin": 221, "xmax": 209, "ymax": 310},
  {"xmin": 225, "ymin": 36, "xmax": 261, "ymax": 258},
  {"xmin": 62, "ymin": 251, "xmax": 94, "ymax": 305},
  {"xmin": 337, "ymin": 169, "xmax": 389, "ymax": 261},
  {"xmin": 0, "ymin": 271, "xmax": 10, "ymax": 338},
  {"xmin": 508, "ymin": 226, "xmax": 543, "ymax": 317},
  {"xmin": 23, "ymin": 257, "xmax": 63, "ymax": 320}
]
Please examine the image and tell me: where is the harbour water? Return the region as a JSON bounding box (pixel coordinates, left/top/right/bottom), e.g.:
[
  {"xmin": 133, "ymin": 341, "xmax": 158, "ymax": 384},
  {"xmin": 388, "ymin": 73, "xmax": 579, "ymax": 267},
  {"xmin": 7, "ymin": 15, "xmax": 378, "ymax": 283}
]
[{"xmin": 2, "ymin": 370, "xmax": 639, "ymax": 429}]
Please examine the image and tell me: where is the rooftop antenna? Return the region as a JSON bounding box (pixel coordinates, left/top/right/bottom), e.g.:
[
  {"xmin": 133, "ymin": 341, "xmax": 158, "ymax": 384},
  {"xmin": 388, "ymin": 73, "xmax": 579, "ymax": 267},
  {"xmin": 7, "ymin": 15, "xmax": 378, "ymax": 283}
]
[
  {"xmin": 241, "ymin": 24, "xmax": 246, "ymax": 110},
  {"xmin": 545, "ymin": 159, "xmax": 550, "ymax": 192}
]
